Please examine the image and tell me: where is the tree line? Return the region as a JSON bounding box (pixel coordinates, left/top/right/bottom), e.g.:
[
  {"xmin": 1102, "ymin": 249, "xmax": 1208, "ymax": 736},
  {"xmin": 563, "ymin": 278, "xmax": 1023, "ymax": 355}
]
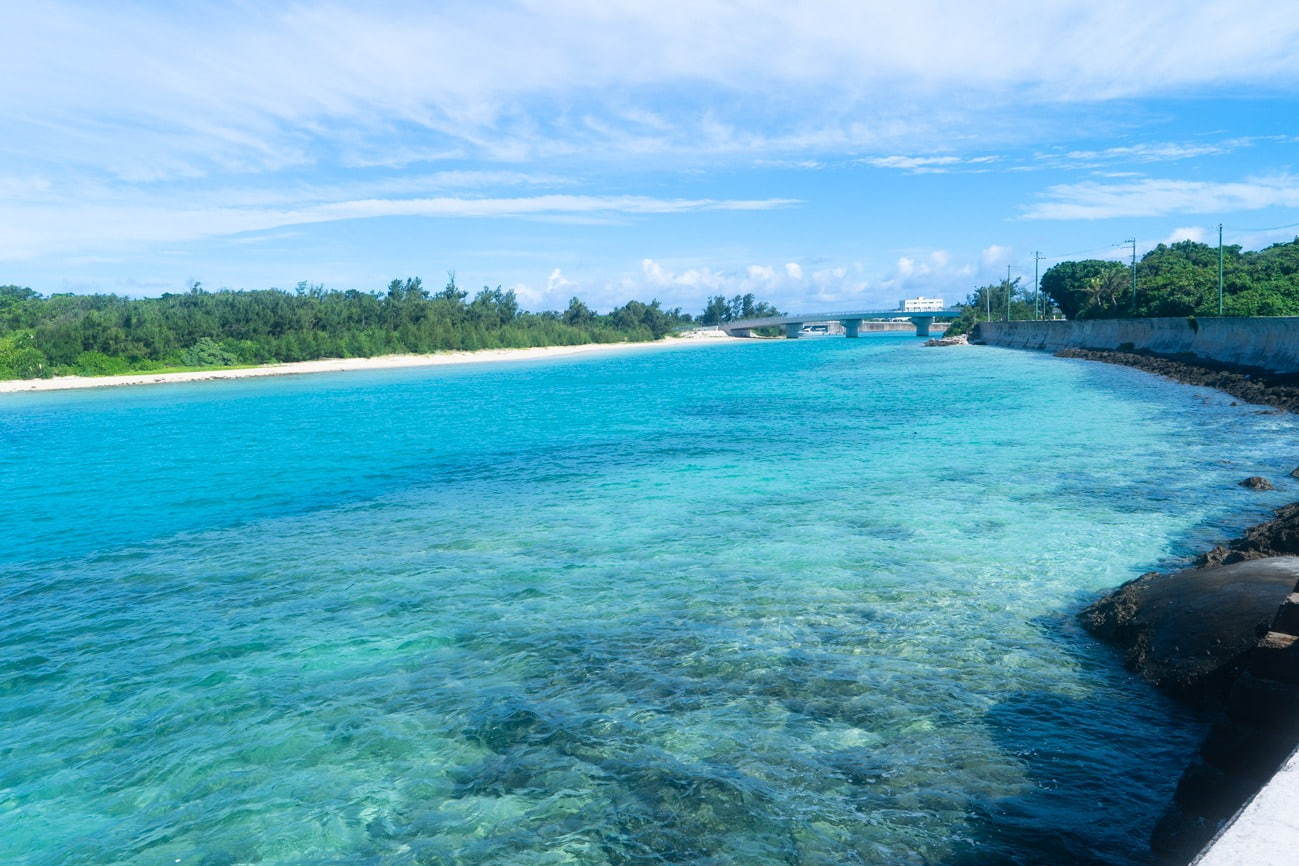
[
  {"xmin": 1040, "ymin": 237, "xmax": 1299, "ymax": 319},
  {"xmin": 0, "ymin": 276, "xmax": 695, "ymax": 380},
  {"xmin": 946, "ymin": 237, "xmax": 1299, "ymax": 333},
  {"xmin": 698, "ymin": 294, "xmax": 782, "ymax": 325}
]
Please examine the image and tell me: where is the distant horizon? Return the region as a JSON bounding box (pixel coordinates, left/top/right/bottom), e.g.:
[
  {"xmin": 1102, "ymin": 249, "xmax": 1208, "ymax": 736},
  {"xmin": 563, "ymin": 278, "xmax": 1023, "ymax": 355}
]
[{"xmin": 5, "ymin": 2, "xmax": 1299, "ymax": 312}]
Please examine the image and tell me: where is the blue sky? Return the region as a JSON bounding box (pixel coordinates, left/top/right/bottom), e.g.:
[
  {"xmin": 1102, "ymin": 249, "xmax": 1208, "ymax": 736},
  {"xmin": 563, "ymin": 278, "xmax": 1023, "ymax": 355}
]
[{"xmin": 4, "ymin": 1, "xmax": 1299, "ymax": 313}]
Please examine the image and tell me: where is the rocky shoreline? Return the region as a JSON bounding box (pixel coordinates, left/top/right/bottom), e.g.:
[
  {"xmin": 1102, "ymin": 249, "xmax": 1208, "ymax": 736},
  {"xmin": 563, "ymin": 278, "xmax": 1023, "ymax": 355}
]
[
  {"xmin": 1056, "ymin": 347, "xmax": 1299, "ymax": 413},
  {"xmin": 1066, "ymin": 348, "xmax": 1299, "ymax": 862}
]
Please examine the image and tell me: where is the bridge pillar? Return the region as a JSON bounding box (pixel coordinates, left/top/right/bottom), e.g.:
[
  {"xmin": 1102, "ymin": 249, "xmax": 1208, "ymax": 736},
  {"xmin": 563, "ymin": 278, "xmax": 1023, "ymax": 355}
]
[
  {"xmin": 911, "ymin": 317, "xmax": 931, "ymax": 337},
  {"xmin": 727, "ymin": 327, "xmax": 752, "ymax": 337},
  {"xmin": 784, "ymin": 322, "xmax": 803, "ymax": 339},
  {"xmin": 842, "ymin": 318, "xmax": 862, "ymax": 338}
]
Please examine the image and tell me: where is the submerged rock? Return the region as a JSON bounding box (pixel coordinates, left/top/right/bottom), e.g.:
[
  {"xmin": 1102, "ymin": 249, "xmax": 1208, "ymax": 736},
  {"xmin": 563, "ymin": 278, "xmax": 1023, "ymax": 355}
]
[
  {"xmin": 1079, "ymin": 557, "xmax": 1299, "ymax": 704},
  {"xmin": 1240, "ymin": 476, "xmax": 1275, "ymax": 490}
]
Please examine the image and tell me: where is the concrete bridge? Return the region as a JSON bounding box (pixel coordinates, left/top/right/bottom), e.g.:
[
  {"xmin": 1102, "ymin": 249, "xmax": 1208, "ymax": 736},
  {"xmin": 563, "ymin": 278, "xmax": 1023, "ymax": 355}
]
[{"xmin": 721, "ymin": 309, "xmax": 961, "ymax": 338}]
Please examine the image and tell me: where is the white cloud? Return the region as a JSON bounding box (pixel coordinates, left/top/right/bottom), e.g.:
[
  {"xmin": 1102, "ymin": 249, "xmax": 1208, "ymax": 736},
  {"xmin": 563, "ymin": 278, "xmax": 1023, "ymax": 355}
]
[
  {"xmin": 1164, "ymin": 226, "xmax": 1208, "ymax": 244},
  {"xmin": 979, "ymin": 245, "xmax": 1012, "ymax": 269},
  {"xmin": 1041, "ymin": 139, "xmax": 1254, "ymax": 168},
  {"xmin": 7, "ymin": 1, "xmax": 1299, "ymax": 179},
  {"xmin": 512, "ymin": 280, "xmax": 546, "ymax": 308},
  {"xmin": 865, "ymin": 155, "xmax": 963, "ymax": 173},
  {"xmin": 0, "ymin": 194, "xmax": 798, "ymax": 260},
  {"xmin": 875, "ymin": 250, "xmax": 975, "ymax": 302},
  {"xmin": 863, "ymin": 154, "xmax": 1006, "ymax": 174},
  {"xmin": 545, "ymin": 268, "xmax": 577, "ymax": 297},
  {"xmin": 517, "ymin": 247, "xmax": 1031, "ymax": 313},
  {"xmin": 1022, "ymin": 174, "xmax": 1299, "ymax": 220},
  {"xmin": 635, "ymin": 257, "xmax": 856, "ymax": 310}
]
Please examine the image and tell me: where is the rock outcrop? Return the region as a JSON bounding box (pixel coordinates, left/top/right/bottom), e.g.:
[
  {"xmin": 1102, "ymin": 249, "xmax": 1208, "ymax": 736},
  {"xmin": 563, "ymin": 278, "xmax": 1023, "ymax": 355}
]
[
  {"xmin": 1080, "ymin": 558, "xmax": 1299, "ymax": 705},
  {"xmin": 1080, "ymin": 504, "xmax": 1299, "ymax": 861},
  {"xmin": 1052, "ymin": 347, "xmax": 1299, "ymax": 413},
  {"xmin": 1199, "ymin": 502, "xmax": 1299, "ymax": 567}
]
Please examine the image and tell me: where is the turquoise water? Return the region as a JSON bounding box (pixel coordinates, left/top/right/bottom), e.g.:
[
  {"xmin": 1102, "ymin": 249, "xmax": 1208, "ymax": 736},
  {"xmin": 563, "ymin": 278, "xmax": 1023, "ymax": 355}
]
[{"xmin": 4, "ymin": 336, "xmax": 1299, "ymax": 865}]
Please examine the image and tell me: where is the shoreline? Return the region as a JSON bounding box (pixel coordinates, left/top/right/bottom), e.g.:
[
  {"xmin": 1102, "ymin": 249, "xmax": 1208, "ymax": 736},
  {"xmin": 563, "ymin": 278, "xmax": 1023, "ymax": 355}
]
[
  {"xmin": 1058, "ymin": 346, "xmax": 1299, "ymax": 861},
  {"xmin": 1056, "ymin": 347, "xmax": 1299, "ymax": 413},
  {"xmin": 0, "ymin": 334, "xmax": 739, "ymax": 394}
]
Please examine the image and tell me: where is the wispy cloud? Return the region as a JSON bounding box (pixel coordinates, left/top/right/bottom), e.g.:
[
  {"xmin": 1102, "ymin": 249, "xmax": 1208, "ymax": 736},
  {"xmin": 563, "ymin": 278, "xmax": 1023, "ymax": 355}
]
[
  {"xmin": 1022, "ymin": 175, "xmax": 1299, "ymax": 220},
  {"xmin": 7, "ymin": 1, "xmax": 1299, "ymax": 179},
  {"xmin": 863, "ymin": 155, "xmax": 1002, "ymax": 174},
  {"xmin": 1034, "ymin": 138, "xmax": 1262, "ymax": 170},
  {"xmin": 0, "ymin": 195, "xmax": 799, "ymax": 260}
]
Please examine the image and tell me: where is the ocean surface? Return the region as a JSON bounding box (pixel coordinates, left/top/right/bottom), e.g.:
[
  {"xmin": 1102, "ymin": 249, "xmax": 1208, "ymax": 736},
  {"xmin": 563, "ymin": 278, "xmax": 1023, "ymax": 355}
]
[{"xmin": 4, "ymin": 335, "xmax": 1299, "ymax": 865}]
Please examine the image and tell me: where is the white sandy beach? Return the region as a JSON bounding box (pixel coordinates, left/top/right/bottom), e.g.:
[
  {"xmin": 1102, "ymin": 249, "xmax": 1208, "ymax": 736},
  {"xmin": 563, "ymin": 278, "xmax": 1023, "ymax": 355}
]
[{"xmin": 0, "ymin": 331, "xmax": 739, "ymax": 394}]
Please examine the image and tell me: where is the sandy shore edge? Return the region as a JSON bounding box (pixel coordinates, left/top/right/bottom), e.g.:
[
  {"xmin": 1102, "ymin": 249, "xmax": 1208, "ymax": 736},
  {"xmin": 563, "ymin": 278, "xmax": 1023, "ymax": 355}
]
[{"xmin": 0, "ymin": 334, "xmax": 740, "ymax": 394}]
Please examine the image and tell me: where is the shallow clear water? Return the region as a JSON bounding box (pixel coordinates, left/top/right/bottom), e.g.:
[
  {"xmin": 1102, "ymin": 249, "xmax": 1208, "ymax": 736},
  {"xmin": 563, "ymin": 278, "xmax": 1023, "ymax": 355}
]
[{"xmin": 3, "ymin": 336, "xmax": 1298, "ymax": 865}]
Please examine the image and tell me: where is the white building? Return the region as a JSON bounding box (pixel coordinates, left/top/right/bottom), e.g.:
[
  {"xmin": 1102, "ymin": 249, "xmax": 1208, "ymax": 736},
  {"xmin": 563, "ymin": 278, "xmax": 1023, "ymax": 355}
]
[{"xmin": 899, "ymin": 296, "xmax": 945, "ymax": 312}]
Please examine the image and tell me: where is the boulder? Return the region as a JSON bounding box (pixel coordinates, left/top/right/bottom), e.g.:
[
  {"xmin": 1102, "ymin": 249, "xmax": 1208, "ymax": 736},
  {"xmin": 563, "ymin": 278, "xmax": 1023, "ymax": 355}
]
[
  {"xmin": 1240, "ymin": 476, "xmax": 1275, "ymax": 490},
  {"xmin": 1079, "ymin": 557, "xmax": 1299, "ymax": 704}
]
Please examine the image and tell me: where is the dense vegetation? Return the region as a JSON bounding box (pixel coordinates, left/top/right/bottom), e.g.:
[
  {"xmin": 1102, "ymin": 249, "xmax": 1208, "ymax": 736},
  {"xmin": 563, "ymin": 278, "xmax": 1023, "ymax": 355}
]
[
  {"xmin": 1042, "ymin": 237, "xmax": 1299, "ymax": 320},
  {"xmin": 943, "ymin": 279, "xmax": 1041, "ymax": 336},
  {"xmin": 698, "ymin": 294, "xmax": 782, "ymax": 325},
  {"xmin": 944, "ymin": 237, "xmax": 1299, "ymax": 333},
  {"xmin": 0, "ymin": 277, "xmax": 694, "ymax": 380}
]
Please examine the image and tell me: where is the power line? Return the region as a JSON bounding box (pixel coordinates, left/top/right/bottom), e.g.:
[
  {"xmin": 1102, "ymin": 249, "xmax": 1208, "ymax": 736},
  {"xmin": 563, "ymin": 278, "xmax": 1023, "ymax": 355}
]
[
  {"xmin": 1227, "ymin": 218, "xmax": 1299, "ymax": 233},
  {"xmin": 1039, "ymin": 245, "xmax": 1119, "ymax": 262}
]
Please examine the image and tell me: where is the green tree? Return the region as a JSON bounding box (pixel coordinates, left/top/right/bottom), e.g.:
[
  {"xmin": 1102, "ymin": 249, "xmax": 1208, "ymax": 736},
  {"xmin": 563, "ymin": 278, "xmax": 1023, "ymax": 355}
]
[
  {"xmin": 563, "ymin": 297, "xmax": 594, "ymax": 326},
  {"xmin": 0, "ymin": 332, "xmax": 50, "ymax": 379},
  {"xmin": 0, "ymin": 275, "xmax": 696, "ymax": 380},
  {"xmin": 1040, "ymin": 259, "xmax": 1130, "ymax": 319},
  {"xmin": 181, "ymin": 337, "xmax": 239, "ymax": 366}
]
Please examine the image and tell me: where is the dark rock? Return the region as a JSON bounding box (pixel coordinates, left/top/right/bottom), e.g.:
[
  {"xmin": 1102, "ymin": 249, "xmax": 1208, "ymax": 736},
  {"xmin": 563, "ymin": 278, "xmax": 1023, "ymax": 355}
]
[
  {"xmin": 1271, "ymin": 591, "xmax": 1299, "ymax": 634},
  {"xmin": 1198, "ymin": 502, "xmax": 1299, "ymax": 566},
  {"xmin": 1240, "ymin": 476, "xmax": 1276, "ymax": 490},
  {"xmin": 1079, "ymin": 557, "xmax": 1299, "ymax": 704},
  {"xmin": 1290, "ymin": 466, "xmax": 1299, "ymax": 478}
]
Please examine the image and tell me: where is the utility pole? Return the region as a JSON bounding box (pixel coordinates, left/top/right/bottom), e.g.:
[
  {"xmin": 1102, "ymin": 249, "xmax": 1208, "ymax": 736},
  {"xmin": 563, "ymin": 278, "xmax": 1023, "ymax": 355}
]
[
  {"xmin": 1218, "ymin": 223, "xmax": 1225, "ymax": 315},
  {"xmin": 1006, "ymin": 264, "xmax": 1013, "ymax": 321},
  {"xmin": 1034, "ymin": 251, "xmax": 1042, "ymax": 319},
  {"xmin": 1124, "ymin": 238, "xmax": 1137, "ymax": 310}
]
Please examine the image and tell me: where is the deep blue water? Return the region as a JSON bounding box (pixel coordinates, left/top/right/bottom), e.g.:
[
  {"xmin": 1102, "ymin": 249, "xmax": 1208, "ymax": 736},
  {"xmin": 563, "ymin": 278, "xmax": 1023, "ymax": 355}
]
[{"xmin": 3, "ymin": 335, "xmax": 1298, "ymax": 865}]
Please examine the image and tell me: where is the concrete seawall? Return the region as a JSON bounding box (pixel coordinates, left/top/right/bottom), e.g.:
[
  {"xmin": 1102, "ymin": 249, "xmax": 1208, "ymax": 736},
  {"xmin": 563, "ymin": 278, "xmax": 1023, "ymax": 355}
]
[{"xmin": 973, "ymin": 317, "xmax": 1299, "ymax": 374}]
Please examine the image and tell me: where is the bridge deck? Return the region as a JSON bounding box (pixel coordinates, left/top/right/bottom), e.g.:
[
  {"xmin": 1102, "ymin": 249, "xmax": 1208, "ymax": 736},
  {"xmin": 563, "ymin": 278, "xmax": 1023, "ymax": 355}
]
[{"xmin": 723, "ymin": 309, "xmax": 960, "ymax": 330}]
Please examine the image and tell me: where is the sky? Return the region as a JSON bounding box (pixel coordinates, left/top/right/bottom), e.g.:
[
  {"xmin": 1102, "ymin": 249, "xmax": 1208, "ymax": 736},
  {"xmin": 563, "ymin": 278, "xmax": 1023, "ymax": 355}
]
[{"xmin": 4, "ymin": 1, "xmax": 1299, "ymax": 313}]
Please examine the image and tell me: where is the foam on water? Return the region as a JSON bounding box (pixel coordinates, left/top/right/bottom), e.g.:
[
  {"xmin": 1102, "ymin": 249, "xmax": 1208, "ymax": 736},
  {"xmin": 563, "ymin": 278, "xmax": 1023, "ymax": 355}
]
[{"xmin": 3, "ymin": 336, "xmax": 1298, "ymax": 864}]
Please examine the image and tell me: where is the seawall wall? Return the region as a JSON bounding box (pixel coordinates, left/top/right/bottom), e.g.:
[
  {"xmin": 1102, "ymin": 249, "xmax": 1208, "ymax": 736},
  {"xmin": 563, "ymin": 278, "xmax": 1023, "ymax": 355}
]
[{"xmin": 973, "ymin": 317, "xmax": 1299, "ymax": 374}]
